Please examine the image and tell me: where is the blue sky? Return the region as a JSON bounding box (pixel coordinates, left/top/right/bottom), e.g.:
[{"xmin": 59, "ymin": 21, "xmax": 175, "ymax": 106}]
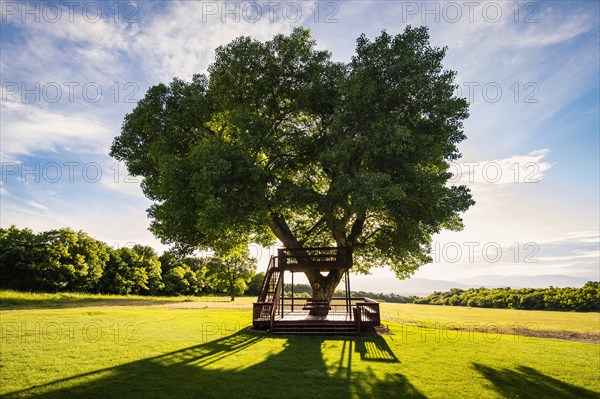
[{"xmin": 1, "ymin": 0, "xmax": 598, "ymax": 287}]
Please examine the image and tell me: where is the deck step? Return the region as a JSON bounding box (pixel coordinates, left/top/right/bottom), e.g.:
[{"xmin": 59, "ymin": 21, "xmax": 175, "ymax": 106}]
[
  {"xmin": 272, "ymin": 321, "xmax": 357, "ymax": 336},
  {"xmin": 273, "ymin": 328, "xmax": 357, "ymax": 336}
]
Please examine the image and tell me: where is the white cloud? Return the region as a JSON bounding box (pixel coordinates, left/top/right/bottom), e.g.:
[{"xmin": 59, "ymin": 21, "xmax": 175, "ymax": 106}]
[
  {"xmin": 26, "ymin": 200, "xmax": 48, "ymax": 211},
  {"xmin": 131, "ymin": 1, "xmax": 311, "ymax": 82},
  {"xmin": 411, "ymin": 229, "xmax": 599, "ymax": 281},
  {"xmin": 451, "ymin": 149, "xmax": 554, "ymax": 185},
  {"xmin": 97, "ymin": 159, "xmax": 146, "ymax": 198},
  {"xmin": 1, "ymin": 1, "xmax": 311, "ymax": 157},
  {"xmin": 515, "ymin": 9, "xmax": 592, "ymax": 48},
  {"xmin": 2, "ymin": 19, "xmax": 130, "ymax": 86},
  {"xmin": 0, "ymin": 98, "xmax": 112, "ymax": 156},
  {"xmin": 420, "ymin": 3, "xmax": 598, "ymax": 157}
]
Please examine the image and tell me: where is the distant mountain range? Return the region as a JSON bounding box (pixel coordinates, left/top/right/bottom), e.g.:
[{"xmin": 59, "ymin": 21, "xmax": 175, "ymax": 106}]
[{"xmin": 349, "ymin": 275, "xmax": 593, "ymax": 296}]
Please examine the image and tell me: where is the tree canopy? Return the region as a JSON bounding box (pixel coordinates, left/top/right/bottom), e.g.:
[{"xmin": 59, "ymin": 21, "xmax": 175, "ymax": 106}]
[
  {"xmin": 110, "ymin": 26, "xmax": 474, "ymax": 297},
  {"xmin": 205, "ymin": 251, "xmax": 257, "ymax": 301}
]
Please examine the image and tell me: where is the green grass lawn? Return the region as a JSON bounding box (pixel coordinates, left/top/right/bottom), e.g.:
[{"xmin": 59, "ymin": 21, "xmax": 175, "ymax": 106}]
[
  {"xmin": 1, "ymin": 291, "xmax": 598, "ymax": 398},
  {"xmin": 0, "ymin": 289, "xmax": 240, "ymax": 308},
  {"xmin": 380, "ymin": 302, "xmax": 600, "ymax": 335}
]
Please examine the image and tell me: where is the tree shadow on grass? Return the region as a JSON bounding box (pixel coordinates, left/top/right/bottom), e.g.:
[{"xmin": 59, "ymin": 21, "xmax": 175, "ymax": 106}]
[
  {"xmin": 472, "ymin": 363, "xmax": 598, "ymax": 399},
  {"xmin": 5, "ymin": 330, "xmax": 426, "ymax": 399}
]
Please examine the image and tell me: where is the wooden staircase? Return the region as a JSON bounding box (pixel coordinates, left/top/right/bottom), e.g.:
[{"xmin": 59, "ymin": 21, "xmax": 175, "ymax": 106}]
[{"xmin": 252, "ymin": 256, "xmax": 282, "ymax": 330}]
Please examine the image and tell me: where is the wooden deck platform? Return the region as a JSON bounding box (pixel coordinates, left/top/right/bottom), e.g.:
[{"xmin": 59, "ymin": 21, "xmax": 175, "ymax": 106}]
[
  {"xmin": 252, "ymin": 249, "xmax": 381, "ymax": 335},
  {"xmin": 275, "ymin": 311, "xmax": 355, "ymax": 323}
]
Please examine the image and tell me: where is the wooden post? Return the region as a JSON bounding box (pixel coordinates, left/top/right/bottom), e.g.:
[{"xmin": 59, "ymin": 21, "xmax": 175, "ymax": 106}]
[
  {"xmin": 280, "ymin": 270, "xmax": 284, "ymax": 317},
  {"xmin": 291, "ymin": 272, "xmax": 295, "ymax": 312},
  {"xmin": 354, "ymin": 306, "xmax": 361, "ymax": 336},
  {"xmin": 345, "ymin": 270, "xmax": 351, "ymax": 314}
]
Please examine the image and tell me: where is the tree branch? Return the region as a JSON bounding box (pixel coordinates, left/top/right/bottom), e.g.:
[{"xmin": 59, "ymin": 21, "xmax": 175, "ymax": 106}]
[
  {"xmin": 358, "ymin": 227, "xmax": 381, "ymax": 245},
  {"xmin": 347, "ymin": 210, "xmax": 366, "ymax": 245},
  {"xmin": 304, "ymin": 217, "xmax": 326, "ymax": 239},
  {"xmin": 266, "ymin": 212, "xmax": 302, "ymax": 248}
]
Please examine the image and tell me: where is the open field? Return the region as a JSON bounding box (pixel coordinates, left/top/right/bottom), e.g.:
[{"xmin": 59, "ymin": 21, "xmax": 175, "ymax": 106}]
[
  {"xmin": 0, "ymin": 290, "xmax": 238, "ymax": 309},
  {"xmin": 1, "ymin": 292, "xmax": 598, "ymax": 398},
  {"xmin": 380, "ymin": 303, "xmax": 600, "ymax": 338}
]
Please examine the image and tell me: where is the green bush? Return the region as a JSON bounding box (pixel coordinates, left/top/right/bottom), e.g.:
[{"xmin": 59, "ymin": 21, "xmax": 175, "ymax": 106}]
[{"xmin": 415, "ymin": 283, "xmax": 599, "ymax": 312}]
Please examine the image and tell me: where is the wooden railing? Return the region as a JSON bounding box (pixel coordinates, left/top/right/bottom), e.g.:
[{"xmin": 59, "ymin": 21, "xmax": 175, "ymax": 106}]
[
  {"xmin": 253, "ymin": 302, "xmax": 272, "ymax": 324},
  {"xmin": 278, "ymin": 296, "xmax": 381, "ymax": 331},
  {"xmin": 257, "ymin": 256, "xmax": 278, "ymax": 302},
  {"xmin": 269, "ymin": 267, "xmax": 284, "ymax": 333},
  {"xmin": 279, "ymin": 297, "xmax": 357, "ymax": 313},
  {"xmin": 354, "ymin": 298, "xmax": 381, "ymax": 334},
  {"xmin": 278, "ymin": 247, "xmax": 352, "ymax": 270}
]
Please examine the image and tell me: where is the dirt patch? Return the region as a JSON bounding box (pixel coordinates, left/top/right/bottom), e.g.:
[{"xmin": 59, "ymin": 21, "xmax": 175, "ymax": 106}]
[
  {"xmin": 374, "ymin": 325, "xmax": 391, "ymax": 335},
  {"xmin": 166, "ymin": 304, "xmax": 210, "ymax": 310},
  {"xmin": 156, "ymin": 300, "xmax": 252, "ymax": 311},
  {"xmin": 511, "ymin": 328, "xmax": 600, "ymax": 344}
]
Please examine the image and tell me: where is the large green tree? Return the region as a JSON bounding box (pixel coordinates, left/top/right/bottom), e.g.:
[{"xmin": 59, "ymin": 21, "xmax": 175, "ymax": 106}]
[
  {"xmin": 0, "ymin": 226, "xmax": 45, "ymax": 290},
  {"xmin": 205, "ymin": 252, "xmax": 257, "ymax": 301},
  {"xmin": 37, "ymin": 228, "xmax": 111, "ymax": 292},
  {"xmin": 99, "ymin": 246, "xmax": 162, "ymax": 295},
  {"xmin": 245, "ymin": 272, "xmax": 265, "ymax": 296},
  {"xmin": 110, "ymin": 26, "xmax": 474, "ymax": 300},
  {"xmin": 0, "ymin": 226, "xmax": 110, "ymax": 292},
  {"xmin": 159, "ymin": 252, "xmax": 207, "ymax": 295}
]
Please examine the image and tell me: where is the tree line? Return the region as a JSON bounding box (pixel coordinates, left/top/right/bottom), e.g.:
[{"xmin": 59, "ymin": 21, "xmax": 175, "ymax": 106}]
[
  {"xmin": 0, "ymin": 226, "xmax": 258, "ymax": 300},
  {"xmin": 2, "ymin": 226, "xmax": 597, "ymax": 311},
  {"xmin": 284, "ymin": 283, "xmax": 598, "ymax": 311},
  {"xmin": 413, "ymin": 284, "xmax": 599, "ymax": 312},
  {"xmin": 281, "ymin": 284, "xmax": 418, "ymax": 304}
]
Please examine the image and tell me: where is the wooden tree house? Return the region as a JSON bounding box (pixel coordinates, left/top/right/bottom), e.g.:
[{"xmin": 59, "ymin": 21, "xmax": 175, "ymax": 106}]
[{"xmin": 253, "ymin": 247, "xmax": 381, "ymax": 335}]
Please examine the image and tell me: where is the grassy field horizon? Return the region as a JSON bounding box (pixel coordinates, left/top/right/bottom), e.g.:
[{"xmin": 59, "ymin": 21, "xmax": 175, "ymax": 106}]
[{"xmin": 1, "ymin": 291, "xmax": 598, "ymax": 398}]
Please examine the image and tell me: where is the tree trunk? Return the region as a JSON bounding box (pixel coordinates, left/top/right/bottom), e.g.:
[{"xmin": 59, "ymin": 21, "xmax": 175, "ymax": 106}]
[
  {"xmin": 305, "ymin": 268, "xmax": 344, "ymax": 316},
  {"xmin": 266, "ymin": 212, "xmax": 353, "ymax": 316}
]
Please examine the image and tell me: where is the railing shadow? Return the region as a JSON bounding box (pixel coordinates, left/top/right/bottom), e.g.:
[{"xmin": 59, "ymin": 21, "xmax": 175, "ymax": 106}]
[
  {"xmin": 4, "ymin": 330, "xmax": 426, "ymax": 399},
  {"xmin": 472, "ymin": 363, "xmax": 598, "ymax": 399},
  {"xmin": 355, "ymin": 336, "xmax": 400, "ymax": 363}
]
